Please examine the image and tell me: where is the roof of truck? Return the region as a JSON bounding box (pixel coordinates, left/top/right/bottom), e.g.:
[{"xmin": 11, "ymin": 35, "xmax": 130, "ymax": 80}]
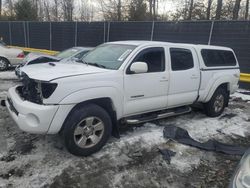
[{"xmin": 108, "ymin": 40, "xmax": 233, "ymax": 51}]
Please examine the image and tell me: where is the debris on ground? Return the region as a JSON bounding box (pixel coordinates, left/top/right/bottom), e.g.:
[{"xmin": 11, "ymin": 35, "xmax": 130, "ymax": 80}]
[
  {"xmin": 158, "ymin": 148, "xmax": 176, "ymax": 164},
  {"xmin": 163, "ymin": 125, "xmax": 247, "ymax": 155},
  {"xmin": 0, "ymin": 73, "xmax": 250, "ymax": 187}
]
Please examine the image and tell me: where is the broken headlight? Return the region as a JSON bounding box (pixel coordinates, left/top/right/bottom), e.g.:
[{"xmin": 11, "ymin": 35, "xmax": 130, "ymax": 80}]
[
  {"xmin": 41, "ymin": 82, "xmax": 58, "ymax": 99},
  {"xmin": 231, "ymin": 150, "xmax": 250, "ymax": 188},
  {"xmin": 20, "ymin": 74, "xmax": 57, "ymax": 104}
]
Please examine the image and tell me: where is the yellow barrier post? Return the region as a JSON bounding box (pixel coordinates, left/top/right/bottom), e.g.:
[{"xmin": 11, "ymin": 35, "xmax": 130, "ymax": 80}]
[
  {"xmin": 240, "ymin": 73, "xmax": 250, "ymax": 83},
  {"xmin": 8, "ymin": 46, "xmax": 59, "ymax": 56}
]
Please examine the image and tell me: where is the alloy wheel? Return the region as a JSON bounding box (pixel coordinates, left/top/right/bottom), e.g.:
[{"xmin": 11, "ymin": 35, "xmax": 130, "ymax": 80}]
[
  {"xmin": 213, "ymin": 94, "xmax": 224, "ymax": 113},
  {"xmin": 74, "ymin": 116, "xmax": 105, "ymax": 149}
]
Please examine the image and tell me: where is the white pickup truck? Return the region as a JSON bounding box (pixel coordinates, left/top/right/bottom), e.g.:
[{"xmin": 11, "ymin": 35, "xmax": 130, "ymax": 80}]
[{"xmin": 2, "ymin": 41, "xmax": 240, "ymax": 156}]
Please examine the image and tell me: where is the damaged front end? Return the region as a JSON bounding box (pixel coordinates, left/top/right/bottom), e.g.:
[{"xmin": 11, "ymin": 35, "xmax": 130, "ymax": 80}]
[{"xmin": 17, "ymin": 73, "xmax": 57, "ymax": 104}]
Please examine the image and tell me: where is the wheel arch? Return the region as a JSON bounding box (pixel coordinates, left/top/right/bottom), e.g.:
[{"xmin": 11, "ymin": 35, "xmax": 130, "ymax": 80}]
[
  {"xmin": 205, "ymin": 81, "xmax": 230, "ymax": 103},
  {"xmin": 59, "ymin": 97, "xmax": 120, "ymax": 138},
  {"xmin": 0, "ymin": 56, "xmax": 10, "ymax": 64}
]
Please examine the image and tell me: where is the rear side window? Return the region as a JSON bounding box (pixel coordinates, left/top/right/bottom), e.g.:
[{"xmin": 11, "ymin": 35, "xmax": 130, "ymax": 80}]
[
  {"xmin": 170, "ymin": 48, "xmax": 194, "ymax": 71},
  {"xmin": 201, "ymin": 49, "xmax": 237, "ymax": 67}
]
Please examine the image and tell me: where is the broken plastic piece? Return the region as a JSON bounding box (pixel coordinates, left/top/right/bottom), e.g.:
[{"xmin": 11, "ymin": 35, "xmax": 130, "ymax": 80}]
[
  {"xmin": 163, "ymin": 125, "xmax": 246, "ymax": 155},
  {"xmin": 158, "ymin": 148, "xmax": 176, "ymax": 164}
]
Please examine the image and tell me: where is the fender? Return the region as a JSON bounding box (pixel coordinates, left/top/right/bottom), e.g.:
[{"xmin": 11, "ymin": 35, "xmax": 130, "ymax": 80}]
[
  {"xmin": 59, "ymin": 86, "xmax": 124, "ymax": 119},
  {"xmin": 204, "ymin": 75, "xmax": 231, "ymax": 102}
]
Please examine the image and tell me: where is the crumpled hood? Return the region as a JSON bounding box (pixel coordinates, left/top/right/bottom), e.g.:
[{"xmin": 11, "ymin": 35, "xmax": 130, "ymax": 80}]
[
  {"xmin": 21, "ymin": 62, "xmax": 109, "ymax": 81},
  {"xmin": 23, "ymin": 52, "xmax": 59, "ymax": 65}
]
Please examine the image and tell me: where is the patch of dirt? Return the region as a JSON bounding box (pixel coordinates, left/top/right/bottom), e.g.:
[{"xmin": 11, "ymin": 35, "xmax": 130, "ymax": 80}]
[
  {"xmin": 0, "ymin": 167, "xmax": 25, "ymax": 179},
  {"xmin": 0, "ymin": 153, "xmax": 16, "ymax": 162},
  {"xmin": 9, "ymin": 134, "xmax": 37, "ymax": 155},
  {"xmin": 219, "ymin": 113, "xmax": 237, "ymax": 120},
  {"xmin": 1, "ymin": 78, "xmax": 250, "ymax": 188},
  {"xmin": 183, "ymin": 154, "xmax": 240, "ymax": 188}
]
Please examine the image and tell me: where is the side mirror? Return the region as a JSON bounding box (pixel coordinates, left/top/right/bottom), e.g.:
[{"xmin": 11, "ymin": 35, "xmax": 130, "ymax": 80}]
[{"xmin": 130, "ymin": 62, "xmax": 148, "ymax": 74}]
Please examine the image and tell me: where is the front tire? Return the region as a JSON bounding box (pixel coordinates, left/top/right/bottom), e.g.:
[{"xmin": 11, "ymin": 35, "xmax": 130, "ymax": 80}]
[
  {"xmin": 204, "ymin": 88, "xmax": 229, "ymax": 117},
  {"xmin": 63, "ymin": 104, "xmax": 112, "ymax": 156},
  {"xmin": 0, "ymin": 58, "xmax": 9, "ymax": 71}
]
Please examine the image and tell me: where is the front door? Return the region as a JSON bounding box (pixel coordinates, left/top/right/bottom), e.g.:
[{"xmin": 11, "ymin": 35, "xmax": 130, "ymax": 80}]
[{"xmin": 123, "ymin": 47, "xmax": 169, "ymax": 116}]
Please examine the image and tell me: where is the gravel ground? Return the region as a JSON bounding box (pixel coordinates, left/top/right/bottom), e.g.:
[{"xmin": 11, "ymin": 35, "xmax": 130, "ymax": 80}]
[{"xmin": 0, "ymin": 72, "xmax": 250, "ymax": 188}]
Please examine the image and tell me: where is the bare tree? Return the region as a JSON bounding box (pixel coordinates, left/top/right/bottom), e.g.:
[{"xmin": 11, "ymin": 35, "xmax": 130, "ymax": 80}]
[
  {"xmin": 62, "ymin": 0, "xmax": 74, "ymax": 21},
  {"xmin": 149, "ymin": 0, "xmax": 152, "ymax": 19},
  {"xmin": 128, "ymin": 0, "xmax": 147, "ymax": 21},
  {"xmin": 78, "ymin": 0, "xmax": 94, "ymax": 21},
  {"xmin": 245, "ymin": 0, "xmax": 249, "ymax": 19},
  {"xmin": 6, "ymin": 0, "xmax": 14, "ymax": 18},
  {"xmin": 32, "ymin": 0, "xmax": 39, "ymax": 19},
  {"xmin": 188, "ymin": 0, "xmax": 194, "ymax": 20},
  {"xmin": 206, "ymin": 0, "xmax": 213, "ymax": 19},
  {"xmin": 99, "ymin": 0, "xmax": 127, "ymax": 21},
  {"xmin": 183, "ymin": 0, "xmax": 189, "ymax": 19},
  {"xmin": 153, "ymin": 0, "xmax": 156, "ymax": 20},
  {"xmin": 215, "ymin": 0, "xmax": 223, "ymax": 19},
  {"xmin": 52, "ymin": 0, "xmax": 59, "ymax": 21},
  {"xmin": 117, "ymin": 0, "xmax": 121, "ymax": 21},
  {"xmin": 43, "ymin": 1, "xmax": 51, "ymax": 21},
  {"xmin": 233, "ymin": 0, "xmax": 242, "ymax": 19},
  {"xmin": 0, "ymin": 0, "xmax": 2, "ymax": 19}
]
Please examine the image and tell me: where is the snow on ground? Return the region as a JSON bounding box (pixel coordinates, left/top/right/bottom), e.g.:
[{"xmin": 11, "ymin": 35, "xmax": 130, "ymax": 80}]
[
  {"xmin": 232, "ymin": 89, "xmax": 250, "ymax": 101},
  {"xmin": 0, "ymin": 91, "xmax": 7, "ymax": 99},
  {"xmin": 0, "ymin": 76, "xmax": 250, "ymax": 187}
]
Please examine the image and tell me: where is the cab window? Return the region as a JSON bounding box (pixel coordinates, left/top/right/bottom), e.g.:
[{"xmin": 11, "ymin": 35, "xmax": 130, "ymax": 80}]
[
  {"xmin": 130, "ymin": 47, "xmax": 165, "ymax": 73},
  {"xmin": 201, "ymin": 49, "xmax": 237, "ymax": 67},
  {"xmin": 170, "ymin": 48, "xmax": 194, "ymax": 71}
]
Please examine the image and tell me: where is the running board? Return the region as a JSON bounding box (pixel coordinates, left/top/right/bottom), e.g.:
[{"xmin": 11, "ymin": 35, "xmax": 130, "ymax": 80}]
[{"xmin": 125, "ymin": 106, "xmax": 192, "ymax": 125}]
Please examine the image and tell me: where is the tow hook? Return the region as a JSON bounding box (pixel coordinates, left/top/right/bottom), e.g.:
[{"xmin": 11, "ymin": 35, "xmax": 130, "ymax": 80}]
[{"xmin": 1, "ymin": 100, "xmax": 6, "ymax": 107}]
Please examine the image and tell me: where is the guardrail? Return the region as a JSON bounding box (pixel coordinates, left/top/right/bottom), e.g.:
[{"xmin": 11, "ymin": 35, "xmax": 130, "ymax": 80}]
[
  {"xmin": 8, "ymin": 46, "xmax": 58, "ymax": 55},
  {"xmin": 240, "ymin": 73, "xmax": 250, "ymax": 83}
]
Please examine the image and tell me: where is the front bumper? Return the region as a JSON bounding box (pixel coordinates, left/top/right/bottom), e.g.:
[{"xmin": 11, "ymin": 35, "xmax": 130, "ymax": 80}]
[{"xmin": 6, "ymin": 86, "xmax": 59, "ymax": 134}]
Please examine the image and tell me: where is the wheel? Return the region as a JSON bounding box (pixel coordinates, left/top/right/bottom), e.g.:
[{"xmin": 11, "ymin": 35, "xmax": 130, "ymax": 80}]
[
  {"xmin": 0, "ymin": 58, "xmax": 9, "ymax": 71},
  {"xmin": 204, "ymin": 88, "xmax": 229, "ymax": 117},
  {"xmin": 63, "ymin": 104, "xmax": 112, "ymax": 156}
]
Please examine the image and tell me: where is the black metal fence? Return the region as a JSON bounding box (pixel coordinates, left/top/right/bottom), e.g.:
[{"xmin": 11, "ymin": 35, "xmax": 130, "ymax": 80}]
[{"xmin": 0, "ymin": 21, "xmax": 250, "ymax": 74}]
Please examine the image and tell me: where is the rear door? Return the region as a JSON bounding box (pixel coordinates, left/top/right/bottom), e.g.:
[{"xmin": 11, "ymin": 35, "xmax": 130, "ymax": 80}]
[{"xmin": 167, "ymin": 47, "xmax": 200, "ymax": 107}]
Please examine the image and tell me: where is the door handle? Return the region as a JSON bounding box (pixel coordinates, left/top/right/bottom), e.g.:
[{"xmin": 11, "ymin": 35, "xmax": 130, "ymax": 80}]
[
  {"xmin": 191, "ymin": 75, "xmax": 199, "ymax": 79},
  {"xmin": 160, "ymin": 76, "xmax": 168, "ymax": 82}
]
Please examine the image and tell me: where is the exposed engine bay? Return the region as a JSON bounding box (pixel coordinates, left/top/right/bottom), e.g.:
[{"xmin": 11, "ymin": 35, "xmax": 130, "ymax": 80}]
[{"xmin": 17, "ymin": 73, "xmax": 57, "ymax": 104}]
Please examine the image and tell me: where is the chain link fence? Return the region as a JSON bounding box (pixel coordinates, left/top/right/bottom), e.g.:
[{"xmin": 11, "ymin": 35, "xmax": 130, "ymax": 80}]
[{"xmin": 0, "ymin": 21, "xmax": 250, "ymax": 74}]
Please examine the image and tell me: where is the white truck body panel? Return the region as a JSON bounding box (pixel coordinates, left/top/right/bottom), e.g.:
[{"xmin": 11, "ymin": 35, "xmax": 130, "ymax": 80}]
[{"xmin": 5, "ymin": 41, "xmax": 240, "ymax": 134}]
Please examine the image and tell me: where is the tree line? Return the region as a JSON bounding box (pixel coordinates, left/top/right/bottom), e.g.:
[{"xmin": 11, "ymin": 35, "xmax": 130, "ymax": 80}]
[{"xmin": 0, "ymin": 0, "xmax": 249, "ymax": 21}]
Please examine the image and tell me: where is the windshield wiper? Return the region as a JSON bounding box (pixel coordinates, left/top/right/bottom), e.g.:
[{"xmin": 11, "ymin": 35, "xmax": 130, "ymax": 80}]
[
  {"xmin": 75, "ymin": 59, "xmax": 107, "ymax": 69},
  {"xmin": 75, "ymin": 59, "xmax": 89, "ymax": 66},
  {"xmin": 88, "ymin": 62, "xmax": 107, "ymax": 69}
]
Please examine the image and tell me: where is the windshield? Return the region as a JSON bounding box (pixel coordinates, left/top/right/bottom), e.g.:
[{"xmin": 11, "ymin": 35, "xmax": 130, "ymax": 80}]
[
  {"xmin": 82, "ymin": 44, "xmax": 136, "ymax": 70},
  {"xmin": 56, "ymin": 48, "xmax": 81, "ymax": 59}
]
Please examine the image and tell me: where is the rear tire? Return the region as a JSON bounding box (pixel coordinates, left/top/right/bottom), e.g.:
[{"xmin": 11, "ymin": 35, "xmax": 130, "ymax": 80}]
[
  {"xmin": 204, "ymin": 88, "xmax": 229, "ymax": 117},
  {"xmin": 0, "ymin": 58, "xmax": 9, "ymax": 71},
  {"xmin": 63, "ymin": 104, "xmax": 112, "ymax": 156}
]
